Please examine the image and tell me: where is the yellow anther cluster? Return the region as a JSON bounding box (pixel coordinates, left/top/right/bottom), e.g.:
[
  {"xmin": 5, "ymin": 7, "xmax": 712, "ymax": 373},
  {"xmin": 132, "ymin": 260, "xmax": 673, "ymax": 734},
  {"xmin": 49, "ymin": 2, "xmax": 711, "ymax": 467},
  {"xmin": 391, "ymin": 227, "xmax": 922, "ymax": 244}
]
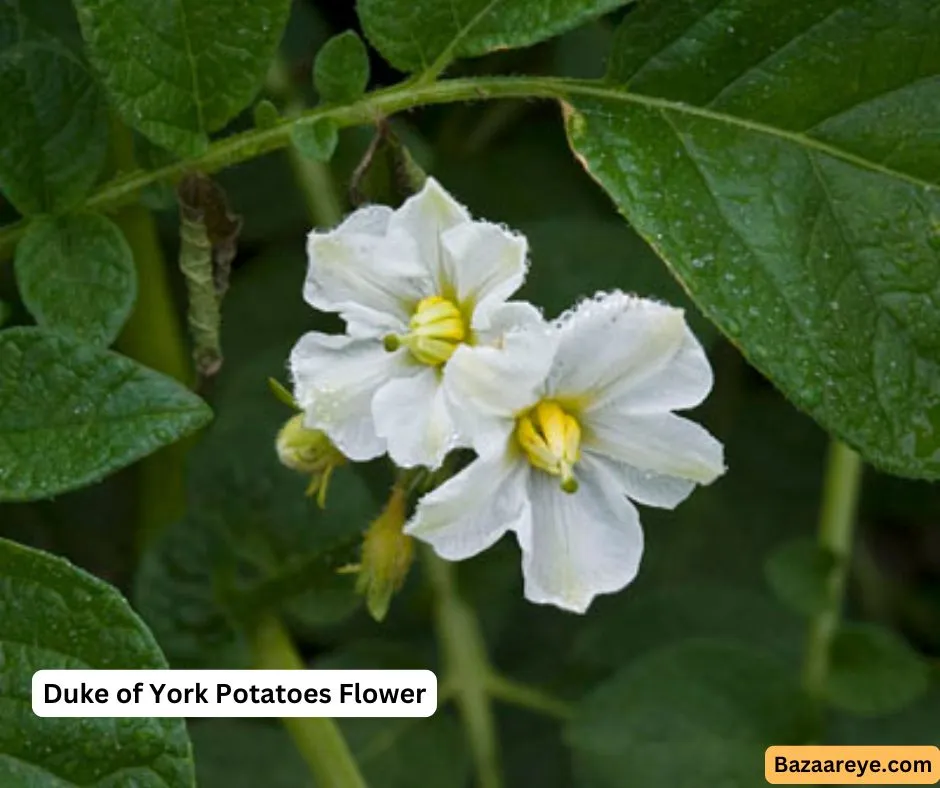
[
  {"xmin": 516, "ymin": 401, "xmax": 582, "ymax": 493},
  {"xmin": 386, "ymin": 295, "xmax": 467, "ymax": 366}
]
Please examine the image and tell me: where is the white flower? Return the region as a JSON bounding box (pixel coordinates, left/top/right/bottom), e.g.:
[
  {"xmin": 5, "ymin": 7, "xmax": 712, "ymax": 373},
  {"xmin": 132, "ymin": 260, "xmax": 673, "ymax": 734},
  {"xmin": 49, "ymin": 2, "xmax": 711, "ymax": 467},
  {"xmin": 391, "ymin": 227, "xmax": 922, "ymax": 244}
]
[
  {"xmin": 404, "ymin": 291, "xmax": 726, "ymax": 613},
  {"xmin": 289, "ymin": 177, "xmax": 532, "ymax": 469}
]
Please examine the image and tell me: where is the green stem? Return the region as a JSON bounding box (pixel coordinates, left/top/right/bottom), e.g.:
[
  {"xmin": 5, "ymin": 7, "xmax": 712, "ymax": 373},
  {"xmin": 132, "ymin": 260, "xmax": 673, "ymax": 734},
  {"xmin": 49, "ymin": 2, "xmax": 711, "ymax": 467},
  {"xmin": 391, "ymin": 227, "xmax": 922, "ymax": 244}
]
[
  {"xmin": 109, "ymin": 118, "xmax": 193, "ymax": 550},
  {"xmin": 422, "ymin": 547, "xmax": 502, "ymax": 788},
  {"xmin": 802, "ymin": 440, "xmax": 864, "ymax": 704},
  {"xmin": 266, "ymin": 58, "xmax": 345, "ymax": 227},
  {"xmin": 485, "ymin": 673, "xmax": 573, "ymax": 721},
  {"xmin": 250, "ymin": 614, "xmax": 368, "ymax": 788},
  {"xmin": 0, "ymin": 71, "xmax": 919, "ymax": 258},
  {"xmin": 287, "ymin": 146, "xmax": 344, "ymax": 228}
]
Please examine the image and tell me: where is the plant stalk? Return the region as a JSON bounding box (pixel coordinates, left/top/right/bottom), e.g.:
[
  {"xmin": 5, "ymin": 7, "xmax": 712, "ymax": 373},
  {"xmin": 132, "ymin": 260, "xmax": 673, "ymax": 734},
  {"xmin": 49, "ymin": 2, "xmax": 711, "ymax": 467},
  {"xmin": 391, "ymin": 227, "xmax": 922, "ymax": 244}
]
[
  {"xmin": 802, "ymin": 440, "xmax": 863, "ymax": 703},
  {"xmin": 423, "ymin": 547, "xmax": 502, "ymax": 788},
  {"xmin": 485, "ymin": 673, "xmax": 573, "ymax": 721},
  {"xmin": 249, "ymin": 614, "xmax": 368, "ymax": 788},
  {"xmin": 109, "ymin": 118, "xmax": 193, "ymax": 550}
]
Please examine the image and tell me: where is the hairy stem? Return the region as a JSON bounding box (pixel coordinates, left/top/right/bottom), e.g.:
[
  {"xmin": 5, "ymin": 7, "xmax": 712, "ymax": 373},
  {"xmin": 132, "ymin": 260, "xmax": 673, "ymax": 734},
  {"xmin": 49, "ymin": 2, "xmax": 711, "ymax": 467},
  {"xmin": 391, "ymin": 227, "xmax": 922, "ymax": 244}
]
[
  {"xmin": 0, "ymin": 76, "xmax": 572, "ymax": 258},
  {"xmin": 423, "ymin": 547, "xmax": 502, "ymax": 788},
  {"xmin": 250, "ymin": 614, "xmax": 367, "ymax": 788},
  {"xmin": 802, "ymin": 440, "xmax": 864, "ymax": 705},
  {"xmin": 109, "ymin": 118, "xmax": 193, "ymax": 550}
]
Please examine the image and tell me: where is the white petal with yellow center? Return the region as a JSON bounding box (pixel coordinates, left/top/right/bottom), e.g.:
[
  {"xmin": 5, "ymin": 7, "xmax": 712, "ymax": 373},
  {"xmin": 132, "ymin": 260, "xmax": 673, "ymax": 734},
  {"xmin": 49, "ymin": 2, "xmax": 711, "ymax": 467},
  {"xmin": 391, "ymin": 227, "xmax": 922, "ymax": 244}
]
[
  {"xmin": 443, "ymin": 314, "xmax": 557, "ymax": 455},
  {"xmin": 404, "ymin": 290, "xmax": 725, "ymax": 613}
]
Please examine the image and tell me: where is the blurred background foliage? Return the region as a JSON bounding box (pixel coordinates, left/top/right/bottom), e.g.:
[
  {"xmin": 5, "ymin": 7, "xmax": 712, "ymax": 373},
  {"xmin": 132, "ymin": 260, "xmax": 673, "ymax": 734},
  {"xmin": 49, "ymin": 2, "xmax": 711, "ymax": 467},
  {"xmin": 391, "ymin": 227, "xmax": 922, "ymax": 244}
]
[{"xmin": 0, "ymin": 1, "xmax": 938, "ymax": 786}]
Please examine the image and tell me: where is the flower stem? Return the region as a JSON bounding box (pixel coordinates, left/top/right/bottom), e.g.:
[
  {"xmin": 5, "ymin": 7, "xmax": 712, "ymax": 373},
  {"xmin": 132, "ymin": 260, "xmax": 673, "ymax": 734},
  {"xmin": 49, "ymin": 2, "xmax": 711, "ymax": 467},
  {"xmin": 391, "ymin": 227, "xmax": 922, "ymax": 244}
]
[
  {"xmin": 802, "ymin": 440, "xmax": 863, "ymax": 705},
  {"xmin": 485, "ymin": 673, "xmax": 573, "ymax": 720},
  {"xmin": 422, "ymin": 547, "xmax": 502, "ymax": 788},
  {"xmin": 109, "ymin": 117, "xmax": 193, "ymax": 551},
  {"xmin": 249, "ymin": 613, "xmax": 367, "ymax": 788}
]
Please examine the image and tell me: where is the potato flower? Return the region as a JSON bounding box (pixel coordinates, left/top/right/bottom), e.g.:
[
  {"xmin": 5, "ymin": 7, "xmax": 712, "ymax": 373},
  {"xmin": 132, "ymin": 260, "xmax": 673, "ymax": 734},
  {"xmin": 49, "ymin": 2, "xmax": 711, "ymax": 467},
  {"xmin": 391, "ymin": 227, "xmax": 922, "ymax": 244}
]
[
  {"xmin": 405, "ymin": 291, "xmax": 726, "ymax": 613},
  {"xmin": 289, "ymin": 177, "xmax": 532, "ymax": 469}
]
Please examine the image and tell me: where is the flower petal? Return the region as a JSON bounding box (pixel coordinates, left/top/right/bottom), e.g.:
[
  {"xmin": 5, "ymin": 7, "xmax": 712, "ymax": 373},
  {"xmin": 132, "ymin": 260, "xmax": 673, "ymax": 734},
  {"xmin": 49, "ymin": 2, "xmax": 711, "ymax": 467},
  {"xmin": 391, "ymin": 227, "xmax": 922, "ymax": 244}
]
[
  {"xmin": 388, "ymin": 177, "xmax": 471, "ymax": 290},
  {"xmin": 522, "ymin": 454, "xmax": 644, "ymax": 613},
  {"xmin": 444, "ymin": 319, "xmax": 557, "ymax": 455},
  {"xmin": 473, "ymin": 299, "xmax": 545, "ymax": 340},
  {"xmin": 441, "ymin": 220, "xmax": 527, "ymax": 319},
  {"xmin": 608, "ymin": 328, "xmax": 713, "ymax": 415},
  {"xmin": 583, "ymin": 450, "xmax": 696, "ymax": 509},
  {"xmin": 405, "ymin": 450, "xmax": 530, "ymax": 561},
  {"xmin": 290, "ymin": 332, "xmax": 409, "ymax": 461},
  {"xmin": 547, "ymin": 291, "xmax": 689, "ymax": 411},
  {"xmin": 585, "ymin": 409, "xmax": 725, "ymax": 485},
  {"xmin": 372, "ymin": 367, "xmax": 462, "ymax": 469},
  {"xmin": 305, "ymin": 206, "xmax": 427, "ymax": 336}
]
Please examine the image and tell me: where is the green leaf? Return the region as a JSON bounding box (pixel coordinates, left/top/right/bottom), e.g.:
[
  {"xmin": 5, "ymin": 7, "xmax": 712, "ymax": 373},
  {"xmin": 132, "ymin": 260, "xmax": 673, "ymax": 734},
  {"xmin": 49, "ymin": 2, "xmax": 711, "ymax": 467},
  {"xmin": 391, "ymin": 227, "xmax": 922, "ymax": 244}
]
[
  {"xmin": 826, "ymin": 623, "xmax": 930, "ymax": 715},
  {"xmin": 73, "ymin": 0, "xmax": 292, "ymax": 156},
  {"xmin": 292, "ymin": 118, "xmax": 340, "ymax": 163},
  {"xmin": 252, "ymin": 99, "xmax": 280, "ymax": 130},
  {"xmin": 0, "ymin": 41, "xmax": 107, "ymax": 214},
  {"xmin": 0, "ymin": 328, "xmax": 212, "ymax": 501},
  {"xmin": 15, "ymin": 213, "xmax": 136, "ymax": 346},
  {"xmin": 314, "ymin": 30, "xmax": 370, "ymax": 104},
  {"xmin": 0, "ymin": 0, "xmax": 83, "ymax": 53},
  {"xmin": 0, "ymin": 537, "xmax": 195, "ymax": 787},
  {"xmin": 563, "ymin": 0, "xmax": 940, "ymax": 479},
  {"xmin": 0, "ymin": 300, "xmax": 9, "ymax": 327},
  {"xmin": 764, "ymin": 537, "xmax": 834, "ymax": 617},
  {"xmin": 566, "ymin": 639, "xmax": 810, "ymax": 787},
  {"xmin": 357, "ymin": 0, "xmax": 632, "ymax": 74}
]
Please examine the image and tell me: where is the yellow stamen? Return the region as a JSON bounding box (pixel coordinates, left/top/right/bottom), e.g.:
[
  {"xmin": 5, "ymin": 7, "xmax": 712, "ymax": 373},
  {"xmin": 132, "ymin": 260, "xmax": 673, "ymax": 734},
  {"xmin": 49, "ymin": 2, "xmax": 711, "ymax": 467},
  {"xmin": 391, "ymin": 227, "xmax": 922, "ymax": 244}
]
[
  {"xmin": 385, "ymin": 295, "xmax": 467, "ymax": 366},
  {"xmin": 516, "ymin": 401, "xmax": 582, "ymax": 494}
]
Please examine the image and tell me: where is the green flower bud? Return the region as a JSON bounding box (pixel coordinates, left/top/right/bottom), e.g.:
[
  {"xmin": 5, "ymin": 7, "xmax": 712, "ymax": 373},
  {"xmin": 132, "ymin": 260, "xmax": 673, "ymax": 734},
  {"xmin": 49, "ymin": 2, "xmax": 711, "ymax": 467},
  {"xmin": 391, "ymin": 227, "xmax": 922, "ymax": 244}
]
[
  {"xmin": 276, "ymin": 414, "xmax": 346, "ymax": 507},
  {"xmin": 355, "ymin": 486, "xmax": 414, "ymax": 622}
]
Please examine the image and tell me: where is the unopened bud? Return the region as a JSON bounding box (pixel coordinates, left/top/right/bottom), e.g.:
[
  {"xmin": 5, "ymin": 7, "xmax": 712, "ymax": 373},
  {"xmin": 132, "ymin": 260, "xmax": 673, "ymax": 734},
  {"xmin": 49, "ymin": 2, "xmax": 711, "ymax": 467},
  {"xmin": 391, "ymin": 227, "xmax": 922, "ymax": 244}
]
[
  {"xmin": 276, "ymin": 414, "xmax": 346, "ymax": 507},
  {"xmin": 355, "ymin": 486, "xmax": 414, "ymax": 622}
]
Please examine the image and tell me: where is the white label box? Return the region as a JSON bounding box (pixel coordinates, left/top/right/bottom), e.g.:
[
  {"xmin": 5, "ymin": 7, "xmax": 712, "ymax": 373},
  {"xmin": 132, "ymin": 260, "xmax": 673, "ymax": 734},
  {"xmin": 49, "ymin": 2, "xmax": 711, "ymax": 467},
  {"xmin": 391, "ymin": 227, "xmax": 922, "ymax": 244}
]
[{"xmin": 32, "ymin": 669, "xmax": 437, "ymax": 718}]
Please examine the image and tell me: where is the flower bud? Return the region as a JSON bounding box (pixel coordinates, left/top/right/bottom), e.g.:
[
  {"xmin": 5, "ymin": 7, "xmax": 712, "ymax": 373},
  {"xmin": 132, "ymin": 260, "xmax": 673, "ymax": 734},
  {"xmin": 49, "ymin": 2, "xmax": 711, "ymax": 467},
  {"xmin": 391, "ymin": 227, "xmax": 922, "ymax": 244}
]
[
  {"xmin": 276, "ymin": 414, "xmax": 346, "ymax": 507},
  {"xmin": 355, "ymin": 486, "xmax": 414, "ymax": 622}
]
